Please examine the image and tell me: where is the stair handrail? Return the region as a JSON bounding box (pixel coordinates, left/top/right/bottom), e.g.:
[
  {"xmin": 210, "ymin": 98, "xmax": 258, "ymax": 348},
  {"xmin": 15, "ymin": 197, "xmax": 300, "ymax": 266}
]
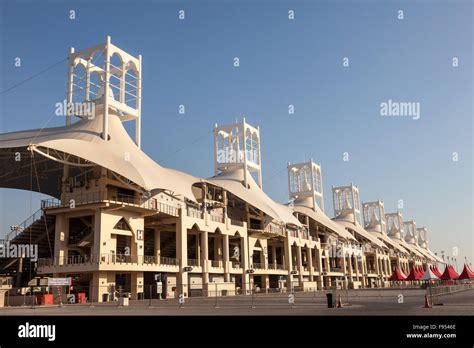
[{"xmin": 6, "ymin": 208, "xmax": 44, "ymax": 241}]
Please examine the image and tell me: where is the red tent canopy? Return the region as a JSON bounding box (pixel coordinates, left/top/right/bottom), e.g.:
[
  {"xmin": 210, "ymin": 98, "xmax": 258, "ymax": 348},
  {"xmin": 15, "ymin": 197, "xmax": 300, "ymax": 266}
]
[
  {"xmin": 405, "ymin": 266, "xmax": 422, "ymax": 281},
  {"xmin": 430, "ymin": 265, "xmax": 442, "ymax": 278},
  {"xmin": 458, "ymin": 264, "xmax": 474, "ymax": 280},
  {"xmin": 388, "ymin": 267, "xmax": 407, "ymax": 281},
  {"xmin": 440, "ymin": 265, "xmax": 459, "ymax": 280}
]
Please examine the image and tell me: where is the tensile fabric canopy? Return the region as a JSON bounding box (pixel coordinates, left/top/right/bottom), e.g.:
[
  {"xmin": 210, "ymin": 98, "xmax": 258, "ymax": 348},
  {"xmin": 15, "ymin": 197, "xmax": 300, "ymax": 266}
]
[
  {"xmin": 440, "ymin": 265, "xmax": 459, "ymax": 280},
  {"xmin": 388, "ymin": 267, "xmax": 407, "ymax": 281},
  {"xmin": 458, "ymin": 264, "xmax": 474, "ymax": 280}
]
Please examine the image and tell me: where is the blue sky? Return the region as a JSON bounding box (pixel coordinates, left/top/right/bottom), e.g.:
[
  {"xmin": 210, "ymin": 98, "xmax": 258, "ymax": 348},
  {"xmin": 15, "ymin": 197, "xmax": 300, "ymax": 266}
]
[{"xmin": 0, "ymin": 0, "xmax": 472, "ymax": 266}]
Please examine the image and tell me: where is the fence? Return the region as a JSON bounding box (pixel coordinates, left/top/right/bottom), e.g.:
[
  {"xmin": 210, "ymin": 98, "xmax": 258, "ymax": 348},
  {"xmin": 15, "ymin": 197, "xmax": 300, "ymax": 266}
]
[
  {"xmin": 1, "ymin": 282, "xmax": 472, "ymax": 309},
  {"xmin": 38, "ymin": 254, "xmax": 181, "ymax": 267},
  {"xmin": 41, "ymin": 193, "xmax": 178, "ymax": 216},
  {"xmin": 428, "ymin": 283, "xmax": 473, "ymax": 305}
]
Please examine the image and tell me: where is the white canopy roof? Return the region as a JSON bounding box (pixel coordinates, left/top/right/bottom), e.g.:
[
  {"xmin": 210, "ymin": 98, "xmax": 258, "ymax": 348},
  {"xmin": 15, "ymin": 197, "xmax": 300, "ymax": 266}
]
[
  {"xmin": 0, "ymin": 111, "xmax": 202, "ymax": 201},
  {"xmin": 366, "ymin": 228, "xmax": 409, "ymax": 255},
  {"xmin": 426, "ymin": 249, "xmax": 443, "ymax": 263},
  {"xmin": 412, "ymin": 243, "xmax": 436, "ymax": 261},
  {"xmin": 209, "ymin": 168, "xmax": 302, "ymax": 227},
  {"xmin": 291, "ymin": 200, "xmax": 357, "ymax": 242},
  {"xmin": 400, "ymin": 240, "xmax": 427, "ymax": 258},
  {"xmin": 334, "ymin": 220, "xmax": 388, "ymax": 249}
]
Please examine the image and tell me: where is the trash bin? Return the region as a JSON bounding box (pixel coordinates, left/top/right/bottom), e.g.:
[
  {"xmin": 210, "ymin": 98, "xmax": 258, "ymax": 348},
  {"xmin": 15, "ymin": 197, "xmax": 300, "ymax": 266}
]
[
  {"xmin": 36, "ymin": 294, "xmax": 54, "ymax": 305},
  {"xmin": 326, "ymin": 293, "xmax": 334, "ymax": 308},
  {"xmin": 75, "ymin": 293, "xmax": 86, "ymax": 304}
]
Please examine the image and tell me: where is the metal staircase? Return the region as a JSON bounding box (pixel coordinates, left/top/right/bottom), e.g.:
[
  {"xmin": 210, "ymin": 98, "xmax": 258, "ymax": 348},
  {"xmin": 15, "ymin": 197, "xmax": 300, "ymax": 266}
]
[{"xmin": 0, "ymin": 208, "xmax": 55, "ymax": 284}]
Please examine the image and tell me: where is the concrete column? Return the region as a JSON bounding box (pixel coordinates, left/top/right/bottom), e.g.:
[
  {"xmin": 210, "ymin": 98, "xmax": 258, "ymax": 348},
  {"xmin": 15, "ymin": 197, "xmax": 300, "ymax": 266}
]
[
  {"xmin": 361, "ymin": 256, "xmax": 367, "ymax": 288},
  {"xmin": 241, "ymin": 235, "xmax": 250, "ymax": 294},
  {"xmin": 315, "ymin": 248, "xmax": 323, "ymax": 290},
  {"xmin": 341, "ymin": 253, "xmax": 348, "ymax": 289},
  {"xmin": 54, "ymin": 214, "xmax": 69, "ymax": 266},
  {"xmin": 374, "ymin": 251, "xmax": 380, "ymax": 274},
  {"xmin": 154, "ymin": 229, "xmax": 161, "ymax": 264},
  {"xmin": 223, "ymin": 234, "xmax": 230, "ymax": 282},
  {"xmin": 214, "ymin": 235, "xmax": 223, "ymax": 261},
  {"xmin": 354, "ymin": 254, "xmax": 360, "ymax": 282},
  {"xmin": 325, "ymin": 251, "xmax": 331, "ymax": 273},
  {"xmin": 196, "ymin": 234, "xmax": 201, "ymax": 266},
  {"xmin": 263, "ymin": 241, "xmax": 269, "ymax": 270},
  {"xmin": 284, "ymin": 237, "xmax": 293, "ymax": 288},
  {"xmin": 201, "ymin": 230, "xmax": 209, "ymax": 286},
  {"xmin": 91, "ymin": 271, "xmax": 111, "ymax": 302},
  {"xmin": 131, "ymin": 272, "xmax": 144, "ymax": 300},
  {"xmin": 306, "ymin": 247, "xmax": 314, "ymax": 281},
  {"xmin": 202, "ymin": 183, "xmax": 209, "ymax": 226},
  {"xmin": 272, "ymin": 244, "xmax": 277, "ymax": 267},
  {"xmin": 223, "ymin": 190, "xmax": 228, "ymax": 229},
  {"xmin": 176, "ymin": 213, "xmax": 188, "ymax": 297},
  {"xmin": 263, "ymin": 275, "xmax": 270, "ymax": 291},
  {"xmin": 92, "ymin": 211, "xmax": 107, "ymax": 260},
  {"xmin": 296, "ymin": 245, "xmax": 303, "ymax": 285},
  {"xmin": 348, "ymin": 255, "xmax": 354, "ymax": 284}
]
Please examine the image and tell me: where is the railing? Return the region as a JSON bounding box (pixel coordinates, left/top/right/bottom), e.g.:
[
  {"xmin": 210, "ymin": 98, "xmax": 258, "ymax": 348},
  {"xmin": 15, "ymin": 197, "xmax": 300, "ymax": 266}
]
[
  {"xmin": 288, "ymin": 229, "xmax": 315, "ymax": 241},
  {"xmin": 6, "ymin": 208, "xmax": 43, "ymax": 241},
  {"xmin": 249, "ymin": 222, "xmax": 262, "ymax": 230},
  {"xmin": 209, "ymin": 213, "xmax": 224, "ymax": 223},
  {"xmin": 364, "ymin": 244, "xmax": 376, "ymax": 253},
  {"xmin": 211, "ymin": 260, "xmax": 223, "ymax": 268},
  {"xmin": 187, "ymin": 259, "xmax": 199, "ymax": 266},
  {"xmin": 42, "ymin": 191, "xmax": 106, "ymax": 208},
  {"xmin": 252, "ymin": 263, "xmax": 265, "ymax": 270},
  {"xmin": 0, "ymin": 277, "xmax": 13, "ymax": 287},
  {"xmin": 41, "ymin": 191, "xmax": 178, "ymax": 216},
  {"xmin": 249, "ymin": 221, "xmax": 286, "ymax": 237},
  {"xmin": 144, "ymin": 255, "xmax": 157, "ymax": 264},
  {"xmin": 231, "ymin": 261, "xmax": 241, "ymax": 269},
  {"xmin": 156, "ymin": 201, "xmax": 179, "ymax": 217},
  {"xmin": 267, "ymin": 263, "xmax": 285, "ymax": 270},
  {"xmin": 187, "ymin": 206, "xmax": 203, "ymax": 219},
  {"xmin": 265, "ymin": 222, "xmax": 285, "ymax": 236},
  {"xmin": 37, "ymin": 254, "xmax": 180, "ymax": 267},
  {"xmin": 430, "ymin": 283, "xmax": 473, "ymax": 297},
  {"xmin": 160, "ymin": 257, "xmax": 179, "ymax": 266},
  {"xmin": 230, "ymin": 218, "xmax": 244, "ymax": 227}
]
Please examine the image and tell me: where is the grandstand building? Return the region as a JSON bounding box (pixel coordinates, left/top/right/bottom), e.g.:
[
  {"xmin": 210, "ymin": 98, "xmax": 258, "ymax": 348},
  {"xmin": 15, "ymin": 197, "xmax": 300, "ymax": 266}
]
[{"xmin": 0, "ymin": 37, "xmax": 442, "ymax": 302}]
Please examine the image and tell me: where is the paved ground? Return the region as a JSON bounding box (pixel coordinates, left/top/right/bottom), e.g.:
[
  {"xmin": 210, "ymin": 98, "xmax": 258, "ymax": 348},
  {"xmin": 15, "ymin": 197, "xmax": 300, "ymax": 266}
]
[{"xmin": 1, "ymin": 289, "xmax": 473, "ymax": 316}]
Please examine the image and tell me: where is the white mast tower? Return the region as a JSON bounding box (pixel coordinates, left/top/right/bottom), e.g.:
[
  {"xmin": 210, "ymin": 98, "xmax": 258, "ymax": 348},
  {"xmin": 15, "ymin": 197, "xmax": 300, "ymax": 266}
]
[
  {"xmin": 66, "ymin": 36, "xmax": 142, "ymax": 147},
  {"xmin": 287, "ymin": 159, "xmax": 324, "ymax": 212},
  {"xmin": 214, "ymin": 118, "xmax": 262, "ymax": 188}
]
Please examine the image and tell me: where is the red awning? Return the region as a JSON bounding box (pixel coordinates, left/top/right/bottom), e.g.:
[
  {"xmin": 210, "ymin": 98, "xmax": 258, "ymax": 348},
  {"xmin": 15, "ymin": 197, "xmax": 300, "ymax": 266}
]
[
  {"xmin": 440, "ymin": 265, "xmax": 459, "ymax": 280},
  {"xmin": 416, "ymin": 266, "xmax": 423, "ymax": 277},
  {"xmin": 388, "ymin": 267, "xmax": 407, "ymax": 281},
  {"xmin": 458, "ymin": 264, "xmax": 474, "ymax": 280},
  {"xmin": 430, "ymin": 265, "xmax": 443, "ymax": 278},
  {"xmin": 405, "ymin": 266, "xmax": 422, "ymax": 281}
]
